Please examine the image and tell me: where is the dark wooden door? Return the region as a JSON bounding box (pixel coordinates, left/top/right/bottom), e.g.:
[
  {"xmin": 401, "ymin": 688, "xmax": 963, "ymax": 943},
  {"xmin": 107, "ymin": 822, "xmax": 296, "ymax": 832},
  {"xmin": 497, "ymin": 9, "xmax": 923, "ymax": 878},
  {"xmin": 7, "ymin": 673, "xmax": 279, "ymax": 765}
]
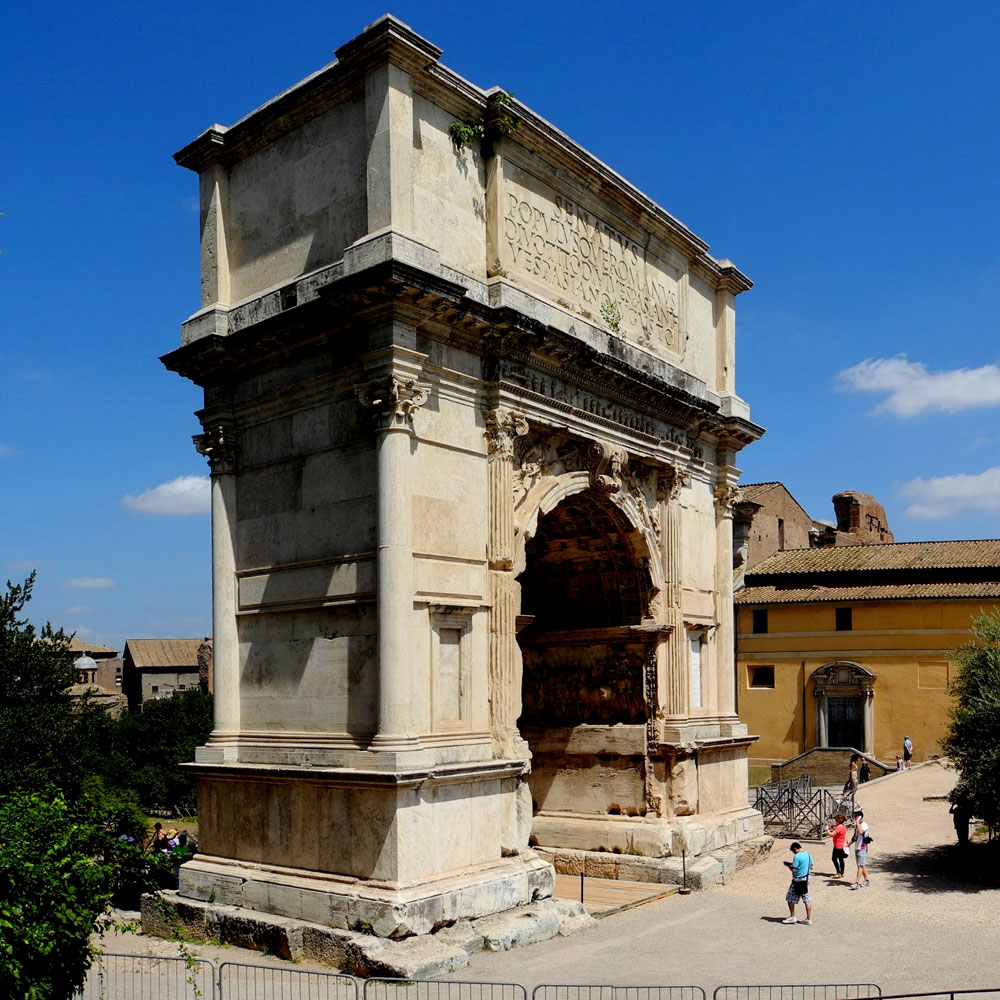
[{"xmin": 828, "ymin": 696, "xmax": 863, "ymax": 749}]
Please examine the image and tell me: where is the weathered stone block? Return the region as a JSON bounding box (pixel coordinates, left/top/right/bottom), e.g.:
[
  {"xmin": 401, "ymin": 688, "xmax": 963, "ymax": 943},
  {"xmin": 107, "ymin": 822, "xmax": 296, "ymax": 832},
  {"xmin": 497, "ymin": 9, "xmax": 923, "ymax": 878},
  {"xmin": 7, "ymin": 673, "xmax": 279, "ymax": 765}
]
[
  {"xmin": 685, "ymin": 856, "xmax": 723, "ymax": 890},
  {"xmin": 472, "ymin": 903, "xmax": 562, "ymax": 951}
]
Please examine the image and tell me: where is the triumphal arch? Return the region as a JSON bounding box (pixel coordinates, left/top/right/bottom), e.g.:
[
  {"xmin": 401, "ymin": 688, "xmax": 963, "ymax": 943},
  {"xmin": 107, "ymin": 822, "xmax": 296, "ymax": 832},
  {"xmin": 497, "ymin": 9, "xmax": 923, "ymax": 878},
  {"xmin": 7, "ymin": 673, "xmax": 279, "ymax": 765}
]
[{"xmin": 163, "ymin": 16, "xmax": 764, "ymax": 939}]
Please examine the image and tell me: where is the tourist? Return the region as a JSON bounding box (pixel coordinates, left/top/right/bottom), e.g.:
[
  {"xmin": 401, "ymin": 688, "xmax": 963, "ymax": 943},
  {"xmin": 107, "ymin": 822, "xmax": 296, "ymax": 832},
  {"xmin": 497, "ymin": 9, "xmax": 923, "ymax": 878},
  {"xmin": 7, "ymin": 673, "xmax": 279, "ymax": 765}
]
[
  {"xmin": 950, "ymin": 799, "xmax": 972, "ymax": 847},
  {"xmin": 896, "ymin": 755, "xmax": 904, "ymax": 771},
  {"xmin": 782, "ymin": 842, "xmax": 813, "ymax": 924},
  {"xmin": 148, "ymin": 822, "xmax": 169, "ymax": 853},
  {"xmin": 849, "ymin": 808, "xmax": 870, "ymax": 889},
  {"xmin": 843, "ymin": 754, "xmax": 860, "ymax": 796},
  {"xmin": 903, "ymin": 735, "xmax": 914, "ymax": 770},
  {"xmin": 859, "ymin": 758, "xmax": 871, "ymax": 783},
  {"xmin": 825, "ymin": 813, "xmax": 848, "ymax": 877}
]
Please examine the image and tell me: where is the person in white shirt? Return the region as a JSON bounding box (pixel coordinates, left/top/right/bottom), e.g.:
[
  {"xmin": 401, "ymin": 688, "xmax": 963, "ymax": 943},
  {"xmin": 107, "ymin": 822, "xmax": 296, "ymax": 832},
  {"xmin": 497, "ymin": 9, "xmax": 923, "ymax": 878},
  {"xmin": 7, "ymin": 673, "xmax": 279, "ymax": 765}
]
[{"xmin": 849, "ymin": 808, "xmax": 870, "ymax": 889}]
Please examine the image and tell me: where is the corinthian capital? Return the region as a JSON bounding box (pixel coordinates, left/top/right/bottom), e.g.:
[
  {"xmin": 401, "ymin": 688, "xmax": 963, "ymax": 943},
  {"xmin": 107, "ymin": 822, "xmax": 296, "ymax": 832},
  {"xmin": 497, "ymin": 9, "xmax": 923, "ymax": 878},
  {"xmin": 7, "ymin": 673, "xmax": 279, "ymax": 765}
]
[
  {"xmin": 656, "ymin": 464, "xmax": 690, "ymax": 503},
  {"xmin": 193, "ymin": 422, "xmax": 238, "ymax": 473},
  {"xmin": 484, "ymin": 407, "xmax": 528, "ymax": 459},
  {"xmin": 357, "ymin": 375, "xmax": 430, "ymax": 430},
  {"xmin": 713, "ymin": 482, "xmax": 740, "ymax": 514}
]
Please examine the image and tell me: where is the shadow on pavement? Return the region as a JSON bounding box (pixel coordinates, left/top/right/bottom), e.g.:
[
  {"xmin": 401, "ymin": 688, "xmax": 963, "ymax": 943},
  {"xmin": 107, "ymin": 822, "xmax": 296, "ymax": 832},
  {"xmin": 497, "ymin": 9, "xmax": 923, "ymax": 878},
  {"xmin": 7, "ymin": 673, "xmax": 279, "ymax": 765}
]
[{"xmin": 876, "ymin": 842, "xmax": 1000, "ymax": 892}]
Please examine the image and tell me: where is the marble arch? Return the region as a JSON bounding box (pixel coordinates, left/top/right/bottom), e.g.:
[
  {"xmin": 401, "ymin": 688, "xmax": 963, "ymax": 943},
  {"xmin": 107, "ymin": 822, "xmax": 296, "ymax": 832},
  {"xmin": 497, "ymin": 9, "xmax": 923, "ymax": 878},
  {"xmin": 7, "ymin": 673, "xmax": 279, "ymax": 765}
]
[{"xmin": 160, "ymin": 15, "xmax": 766, "ymax": 947}]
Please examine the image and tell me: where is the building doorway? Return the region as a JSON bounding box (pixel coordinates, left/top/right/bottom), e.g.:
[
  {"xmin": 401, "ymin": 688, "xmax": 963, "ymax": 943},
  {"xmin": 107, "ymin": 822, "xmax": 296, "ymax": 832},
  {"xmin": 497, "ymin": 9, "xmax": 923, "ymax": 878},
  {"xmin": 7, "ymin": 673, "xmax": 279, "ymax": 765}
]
[
  {"xmin": 827, "ymin": 696, "xmax": 863, "ymax": 749},
  {"xmin": 811, "ymin": 661, "xmax": 876, "ymax": 754}
]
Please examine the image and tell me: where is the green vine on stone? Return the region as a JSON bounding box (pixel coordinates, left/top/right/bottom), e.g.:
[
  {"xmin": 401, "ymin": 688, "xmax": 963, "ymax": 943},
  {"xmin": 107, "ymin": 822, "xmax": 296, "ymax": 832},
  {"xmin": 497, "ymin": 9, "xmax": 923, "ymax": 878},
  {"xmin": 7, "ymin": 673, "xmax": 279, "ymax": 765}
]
[
  {"xmin": 450, "ymin": 91, "xmax": 518, "ymax": 151},
  {"xmin": 601, "ymin": 298, "xmax": 623, "ymax": 335}
]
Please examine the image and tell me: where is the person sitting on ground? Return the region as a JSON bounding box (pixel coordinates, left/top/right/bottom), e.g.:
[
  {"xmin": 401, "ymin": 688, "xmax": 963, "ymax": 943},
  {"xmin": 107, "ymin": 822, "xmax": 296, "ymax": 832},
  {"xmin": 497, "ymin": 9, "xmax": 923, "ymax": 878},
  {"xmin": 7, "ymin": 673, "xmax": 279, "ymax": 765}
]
[
  {"xmin": 825, "ymin": 813, "xmax": 848, "ymax": 878},
  {"xmin": 782, "ymin": 842, "xmax": 813, "ymax": 925},
  {"xmin": 850, "ymin": 808, "xmax": 870, "ymax": 889}
]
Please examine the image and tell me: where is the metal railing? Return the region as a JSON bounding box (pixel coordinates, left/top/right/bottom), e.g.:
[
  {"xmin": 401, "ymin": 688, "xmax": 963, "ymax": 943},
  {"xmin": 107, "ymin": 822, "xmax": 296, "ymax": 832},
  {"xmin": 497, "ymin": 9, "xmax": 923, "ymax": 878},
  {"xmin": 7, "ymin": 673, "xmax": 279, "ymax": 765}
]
[
  {"xmin": 534, "ymin": 987, "xmax": 706, "ymax": 1000},
  {"xmin": 366, "ymin": 981, "xmax": 527, "ymax": 1000},
  {"xmin": 220, "ymin": 960, "xmax": 358, "ymax": 1000},
  {"xmin": 77, "ymin": 953, "xmax": 216, "ymax": 999},
  {"xmin": 713, "ymin": 986, "xmax": 880, "ymax": 1000}
]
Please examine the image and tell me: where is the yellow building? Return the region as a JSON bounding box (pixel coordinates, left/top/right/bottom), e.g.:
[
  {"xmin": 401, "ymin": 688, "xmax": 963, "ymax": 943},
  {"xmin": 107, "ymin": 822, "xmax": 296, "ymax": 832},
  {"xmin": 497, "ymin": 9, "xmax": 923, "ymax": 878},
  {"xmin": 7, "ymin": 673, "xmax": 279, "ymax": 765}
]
[{"xmin": 735, "ymin": 540, "xmax": 1000, "ymax": 765}]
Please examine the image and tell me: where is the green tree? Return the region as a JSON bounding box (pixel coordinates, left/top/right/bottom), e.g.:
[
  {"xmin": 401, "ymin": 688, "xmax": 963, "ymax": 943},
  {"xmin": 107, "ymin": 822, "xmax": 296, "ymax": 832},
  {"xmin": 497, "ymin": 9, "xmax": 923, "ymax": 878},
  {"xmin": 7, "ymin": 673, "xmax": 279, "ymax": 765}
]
[
  {"xmin": 943, "ymin": 610, "xmax": 1000, "ymax": 833},
  {"xmin": 0, "ymin": 573, "xmax": 81, "ymax": 796},
  {"xmin": 110, "ymin": 690, "xmax": 213, "ymax": 815}
]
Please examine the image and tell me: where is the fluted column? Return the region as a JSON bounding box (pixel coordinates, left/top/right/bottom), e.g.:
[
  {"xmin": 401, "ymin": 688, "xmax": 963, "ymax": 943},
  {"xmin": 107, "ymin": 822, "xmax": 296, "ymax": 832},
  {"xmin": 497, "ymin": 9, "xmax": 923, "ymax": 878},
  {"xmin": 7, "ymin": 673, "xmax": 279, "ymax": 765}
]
[
  {"xmin": 713, "ymin": 483, "xmax": 739, "ymax": 718},
  {"xmin": 658, "ymin": 466, "xmax": 689, "ymax": 720},
  {"xmin": 485, "ymin": 407, "xmax": 529, "ymax": 759},
  {"xmin": 358, "ymin": 374, "xmax": 429, "ymax": 752},
  {"xmin": 194, "ymin": 422, "xmax": 240, "ymax": 753}
]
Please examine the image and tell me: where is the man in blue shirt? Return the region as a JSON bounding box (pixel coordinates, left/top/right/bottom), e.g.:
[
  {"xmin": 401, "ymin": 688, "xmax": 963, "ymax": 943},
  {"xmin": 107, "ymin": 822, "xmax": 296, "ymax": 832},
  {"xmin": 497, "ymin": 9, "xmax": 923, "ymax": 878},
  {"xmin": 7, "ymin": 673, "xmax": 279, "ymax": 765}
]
[{"xmin": 782, "ymin": 842, "xmax": 813, "ymax": 925}]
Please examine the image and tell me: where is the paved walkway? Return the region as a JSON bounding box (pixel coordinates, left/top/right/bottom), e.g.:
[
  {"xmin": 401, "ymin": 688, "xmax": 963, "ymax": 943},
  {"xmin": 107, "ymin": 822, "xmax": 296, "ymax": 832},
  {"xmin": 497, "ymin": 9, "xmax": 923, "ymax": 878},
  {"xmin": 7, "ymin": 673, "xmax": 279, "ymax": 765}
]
[
  {"xmin": 450, "ymin": 761, "xmax": 999, "ymax": 994},
  {"xmin": 96, "ymin": 761, "xmax": 999, "ymax": 993}
]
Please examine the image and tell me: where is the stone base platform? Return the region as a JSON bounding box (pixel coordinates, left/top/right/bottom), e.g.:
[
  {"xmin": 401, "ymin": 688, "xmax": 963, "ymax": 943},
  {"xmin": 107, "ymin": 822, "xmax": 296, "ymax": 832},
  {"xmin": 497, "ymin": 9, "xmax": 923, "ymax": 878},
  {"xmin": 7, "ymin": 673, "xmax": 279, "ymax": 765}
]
[
  {"xmin": 178, "ymin": 850, "xmax": 553, "ymax": 939},
  {"xmin": 538, "ymin": 835, "xmax": 774, "ymax": 890},
  {"xmin": 142, "ymin": 892, "xmax": 595, "ymax": 978}
]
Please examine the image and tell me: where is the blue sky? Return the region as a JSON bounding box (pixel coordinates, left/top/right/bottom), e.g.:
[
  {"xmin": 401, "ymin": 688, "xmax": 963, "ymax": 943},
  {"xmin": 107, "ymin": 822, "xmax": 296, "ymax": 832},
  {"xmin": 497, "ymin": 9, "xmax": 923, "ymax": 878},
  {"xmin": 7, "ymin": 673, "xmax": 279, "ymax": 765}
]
[{"xmin": 2, "ymin": 1, "xmax": 999, "ymax": 652}]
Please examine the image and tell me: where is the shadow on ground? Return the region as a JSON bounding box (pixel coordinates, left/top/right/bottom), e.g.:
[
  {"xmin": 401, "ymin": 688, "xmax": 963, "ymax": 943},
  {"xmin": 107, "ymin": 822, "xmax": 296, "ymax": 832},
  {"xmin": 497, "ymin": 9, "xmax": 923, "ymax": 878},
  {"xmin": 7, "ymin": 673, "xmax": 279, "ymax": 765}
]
[{"xmin": 877, "ymin": 841, "xmax": 1000, "ymax": 893}]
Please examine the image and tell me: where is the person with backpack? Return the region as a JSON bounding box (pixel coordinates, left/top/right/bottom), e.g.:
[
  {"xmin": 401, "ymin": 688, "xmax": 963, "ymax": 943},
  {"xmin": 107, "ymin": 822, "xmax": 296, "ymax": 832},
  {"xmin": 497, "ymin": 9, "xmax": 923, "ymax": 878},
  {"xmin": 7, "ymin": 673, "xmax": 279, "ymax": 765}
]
[
  {"xmin": 850, "ymin": 807, "xmax": 871, "ymax": 889},
  {"xmin": 782, "ymin": 842, "xmax": 814, "ymax": 924}
]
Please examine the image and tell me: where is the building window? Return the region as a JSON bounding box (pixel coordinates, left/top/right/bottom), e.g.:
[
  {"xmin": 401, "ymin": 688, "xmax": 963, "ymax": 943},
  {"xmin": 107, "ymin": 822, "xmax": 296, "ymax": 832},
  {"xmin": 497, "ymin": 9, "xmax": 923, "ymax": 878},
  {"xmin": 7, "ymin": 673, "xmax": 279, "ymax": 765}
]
[
  {"xmin": 748, "ymin": 665, "xmax": 775, "ymax": 689},
  {"xmin": 752, "ymin": 609, "xmax": 768, "ymax": 634},
  {"xmin": 151, "ymin": 685, "xmax": 159, "ymax": 694},
  {"xmin": 777, "ymin": 518, "xmax": 785, "ymax": 549},
  {"xmin": 835, "ymin": 607, "xmax": 853, "ymax": 631},
  {"xmin": 688, "ymin": 631, "xmax": 703, "ymax": 708},
  {"xmin": 179, "ymin": 684, "xmax": 186, "ymax": 691}
]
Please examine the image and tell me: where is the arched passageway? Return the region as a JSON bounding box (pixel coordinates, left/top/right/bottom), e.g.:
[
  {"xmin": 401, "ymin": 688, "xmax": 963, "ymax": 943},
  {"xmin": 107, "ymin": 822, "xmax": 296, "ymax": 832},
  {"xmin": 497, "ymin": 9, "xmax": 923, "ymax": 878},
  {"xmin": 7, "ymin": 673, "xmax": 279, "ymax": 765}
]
[{"xmin": 516, "ymin": 486, "xmax": 657, "ymax": 823}]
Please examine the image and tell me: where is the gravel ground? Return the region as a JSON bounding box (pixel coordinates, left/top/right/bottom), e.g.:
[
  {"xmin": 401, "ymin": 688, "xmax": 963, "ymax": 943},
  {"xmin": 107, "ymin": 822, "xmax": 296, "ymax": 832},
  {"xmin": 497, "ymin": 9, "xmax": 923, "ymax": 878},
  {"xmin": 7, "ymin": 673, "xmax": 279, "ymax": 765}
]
[{"xmin": 95, "ymin": 761, "xmax": 1000, "ymax": 993}]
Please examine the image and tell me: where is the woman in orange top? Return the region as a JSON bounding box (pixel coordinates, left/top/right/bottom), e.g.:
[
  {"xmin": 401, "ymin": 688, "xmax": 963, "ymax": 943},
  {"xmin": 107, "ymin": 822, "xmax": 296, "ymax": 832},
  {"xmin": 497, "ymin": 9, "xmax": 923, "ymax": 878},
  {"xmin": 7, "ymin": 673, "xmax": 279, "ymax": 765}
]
[{"xmin": 825, "ymin": 813, "xmax": 848, "ymax": 878}]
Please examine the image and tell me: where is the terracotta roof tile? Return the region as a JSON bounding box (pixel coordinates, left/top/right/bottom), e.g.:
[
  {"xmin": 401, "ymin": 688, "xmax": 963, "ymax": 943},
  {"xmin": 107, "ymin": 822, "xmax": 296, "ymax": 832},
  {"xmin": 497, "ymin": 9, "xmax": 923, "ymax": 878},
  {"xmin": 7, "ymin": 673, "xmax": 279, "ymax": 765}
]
[
  {"xmin": 124, "ymin": 639, "xmax": 202, "ymax": 669},
  {"xmin": 738, "ymin": 482, "xmax": 782, "ymax": 502},
  {"xmin": 748, "ymin": 540, "xmax": 1000, "ymax": 575},
  {"xmin": 736, "ymin": 581, "xmax": 1000, "ymax": 604}
]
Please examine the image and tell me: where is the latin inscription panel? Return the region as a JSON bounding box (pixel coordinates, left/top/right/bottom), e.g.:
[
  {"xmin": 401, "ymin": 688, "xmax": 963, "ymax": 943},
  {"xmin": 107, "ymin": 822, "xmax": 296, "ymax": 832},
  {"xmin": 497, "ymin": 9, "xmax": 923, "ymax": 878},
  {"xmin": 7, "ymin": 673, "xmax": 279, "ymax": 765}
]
[{"xmin": 501, "ymin": 162, "xmax": 686, "ymax": 359}]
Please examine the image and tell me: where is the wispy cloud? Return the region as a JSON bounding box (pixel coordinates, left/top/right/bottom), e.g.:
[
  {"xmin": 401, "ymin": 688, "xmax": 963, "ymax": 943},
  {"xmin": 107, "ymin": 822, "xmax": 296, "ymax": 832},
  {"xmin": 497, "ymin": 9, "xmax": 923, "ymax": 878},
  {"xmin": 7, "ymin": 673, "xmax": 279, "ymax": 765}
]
[
  {"xmin": 64, "ymin": 605, "xmax": 96, "ymax": 616},
  {"xmin": 837, "ymin": 356, "xmax": 1000, "ymax": 417},
  {"xmin": 62, "ymin": 577, "xmax": 116, "ymax": 590},
  {"xmin": 898, "ymin": 466, "xmax": 1000, "ymax": 519},
  {"xmin": 0, "ymin": 444, "xmax": 15, "ymax": 456},
  {"xmin": 122, "ymin": 475, "xmax": 210, "ymax": 515},
  {"xmin": 4, "ymin": 560, "xmax": 44, "ymax": 570}
]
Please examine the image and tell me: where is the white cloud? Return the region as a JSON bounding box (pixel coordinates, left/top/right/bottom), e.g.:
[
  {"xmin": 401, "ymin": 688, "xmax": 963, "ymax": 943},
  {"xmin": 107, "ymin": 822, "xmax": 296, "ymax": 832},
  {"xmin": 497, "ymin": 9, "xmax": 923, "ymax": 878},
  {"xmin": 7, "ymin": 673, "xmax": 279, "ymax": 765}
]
[
  {"xmin": 62, "ymin": 577, "xmax": 116, "ymax": 590},
  {"xmin": 898, "ymin": 466, "xmax": 1000, "ymax": 519},
  {"xmin": 64, "ymin": 605, "xmax": 95, "ymax": 616},
  {"xmin": 4, "ymin": 560, "xmax": 44, "ymax": 570},
  {"xmin": 837, "ymin": 356, "xmax": 1000, "ymax": 417},
  {"xmin": 122, "ymin": 475, "xmax": 210, "ymax": 515}
]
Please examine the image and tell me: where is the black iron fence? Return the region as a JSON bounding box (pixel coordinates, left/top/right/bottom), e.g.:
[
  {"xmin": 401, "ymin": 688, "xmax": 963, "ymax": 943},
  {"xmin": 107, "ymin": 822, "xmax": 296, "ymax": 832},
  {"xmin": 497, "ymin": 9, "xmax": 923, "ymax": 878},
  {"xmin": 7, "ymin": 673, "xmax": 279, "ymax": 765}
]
[{"xmin": 753, "ymin": 778, "xmax": 854, "ymax": 838}]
